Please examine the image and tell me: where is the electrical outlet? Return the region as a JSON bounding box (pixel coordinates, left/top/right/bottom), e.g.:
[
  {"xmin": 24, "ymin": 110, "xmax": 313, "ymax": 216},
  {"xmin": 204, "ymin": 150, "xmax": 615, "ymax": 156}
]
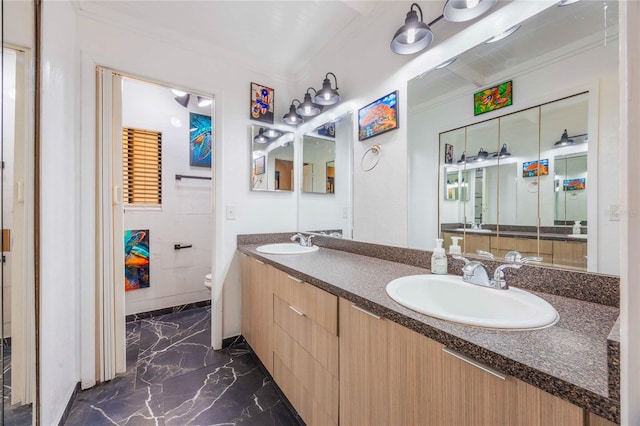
[
  {"xmin": 342, "ymin": 207, "xmax": 349, "ymax": 219},
  {"xmin": 226, "ymin": 205, "xmax": 237, "ymax": 220},
  {"xmin": 609, "ymin": 204, "xmax": 620, "ymax": 221}
]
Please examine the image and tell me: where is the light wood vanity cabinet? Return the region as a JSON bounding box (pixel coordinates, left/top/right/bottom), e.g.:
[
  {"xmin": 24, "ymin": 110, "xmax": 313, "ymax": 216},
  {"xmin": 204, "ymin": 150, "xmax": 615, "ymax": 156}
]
[
  {"xmin": 553, "ymin": 240, "xmax": 588, "ymax": 269},
  {"xmin": 241, "ymin": 254, "xmax": 614, "ymax": 425},
  {"xmin": 272, "ymin": 269, "xmax": 339, "ymax": 426},
  {"xmin": 340, "ymin": 297, "xmax": 588, "ymax": 426},
  {"xmin": 240, "ymin": 254, "xmax": 273, "ymax": 374}
]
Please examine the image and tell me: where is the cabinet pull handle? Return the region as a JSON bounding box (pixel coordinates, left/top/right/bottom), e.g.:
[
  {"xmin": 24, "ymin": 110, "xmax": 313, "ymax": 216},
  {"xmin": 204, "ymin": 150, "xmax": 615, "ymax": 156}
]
[
  {"xmin": 289, "ymin": 305, "xmax": 305, "ymax": 316},
  {"xmin": 287, "ymin": 275, "xmax": 303, "ymax": 283},
  {"xmin": 442, "ymin": 348, "xmax": 507, "ymax": 380},
  {"xmin": 255, "ymin": 259, "xmax": 264, "ymax": 265},
  {"xmin": 351, "ymin": 304, "xmax": 381, "ymax": 320}
]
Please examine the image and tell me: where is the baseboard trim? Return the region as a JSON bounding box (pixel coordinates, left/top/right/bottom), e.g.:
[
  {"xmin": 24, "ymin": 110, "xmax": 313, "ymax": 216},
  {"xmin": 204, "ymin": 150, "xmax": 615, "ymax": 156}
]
[
  {"xmin": 57, "ymin": 381, "xmax": 81, "ymax": 426},
  {"xmin": 125, "ymin": 299, "xmax": 211, "ymax": 322}
]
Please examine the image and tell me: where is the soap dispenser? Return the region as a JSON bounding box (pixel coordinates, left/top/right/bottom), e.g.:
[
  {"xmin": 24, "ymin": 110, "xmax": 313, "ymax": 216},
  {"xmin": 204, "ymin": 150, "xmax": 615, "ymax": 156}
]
[
  {"xmin": 572, "ymin": 220, "xmax": 581, "ymax": 235},
  {"xmin": 431, "ymin": 239, "xmax": 448, "ymax": 275},
  {"xmin": 449, "ymin": 237, "xmax": 463, "ymax": 255}
]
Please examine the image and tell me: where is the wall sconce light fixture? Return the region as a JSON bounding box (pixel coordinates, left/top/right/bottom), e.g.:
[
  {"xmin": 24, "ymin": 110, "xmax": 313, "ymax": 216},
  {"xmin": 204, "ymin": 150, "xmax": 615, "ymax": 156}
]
[
  {"xmin": 197, "ymin": 96, "xmax": 212, "ymax": 107},
  {"xmin": 283, "ymin": 99, "xmax": 304, "ymax": 126},
  {"xmin": 442, "ymin": 0, "xmax": 497, "ymax": 22},
  {"xmin": 314, "ymin": 72, "xmax": 341, "ymax": 106},
  {"xmin": 390, "ymin": 3, "xmax": 434, "ymax": 55},
  {"xmin": 297, "ymin": 88, "xmax": 323, "ymax": 117},
  {"xmin": 554, "ymin": 129, "xmax": 575, "ymax": 147},
  {"xmin": 174, "ymin": 93, "xmax": 190, "ymax": 108}
]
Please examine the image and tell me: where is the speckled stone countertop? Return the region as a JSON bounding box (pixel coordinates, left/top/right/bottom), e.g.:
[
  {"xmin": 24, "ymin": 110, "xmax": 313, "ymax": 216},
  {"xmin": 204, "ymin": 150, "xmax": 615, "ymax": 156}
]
[{"xmin": 238, "ymin": 238, "xmax": 620, "ymax": 423}]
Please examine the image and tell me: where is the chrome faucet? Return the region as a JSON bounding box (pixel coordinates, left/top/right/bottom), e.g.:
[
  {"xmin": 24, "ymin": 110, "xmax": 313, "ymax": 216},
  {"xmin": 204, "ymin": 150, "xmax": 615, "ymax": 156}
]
[
  {"xmin": 290, "ymin": 233, "xmax": 314, "ymax": 247},
  {"xmin": 453, "ymin": 253, "xmax": 538, "ymax": 290}
]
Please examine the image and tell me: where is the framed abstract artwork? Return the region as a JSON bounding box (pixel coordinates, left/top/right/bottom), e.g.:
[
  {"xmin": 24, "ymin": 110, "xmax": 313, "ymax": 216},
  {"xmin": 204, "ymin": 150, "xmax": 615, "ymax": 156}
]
[
  {"xmin": 124, "ymin": 229, "xmax": 150, "ymax": 291},
  {"xmin": 522, "ymin": 159, "xmax": 549, "ymax": 177},
  {"xmin": 474, "ymin": 80, "xmax": 513, "ymax": 116},
  {"xmin": 189, "ymin": 113, "xmax": 212, "ymax": 168},
  {"xmin": 250, "ymin": 82, "xmax": 274, "ymax": 124},
  {"xmin": 358, "ymin": 91, "xmax": 399, "ymax": 141}
]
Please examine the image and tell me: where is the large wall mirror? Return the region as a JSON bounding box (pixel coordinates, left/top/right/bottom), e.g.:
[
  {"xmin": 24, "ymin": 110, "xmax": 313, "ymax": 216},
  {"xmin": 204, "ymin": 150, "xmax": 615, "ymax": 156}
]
[
  {"xmin": 408, "ymin": 0, "xmax": 619, "ymax": 275},
  {"xmin": 299, "ymin": 112, "xmax": 354, "ymax": 237},
  {"xmin": 250, "ymin": 125, "xmax": 294, "ymax": 191}
]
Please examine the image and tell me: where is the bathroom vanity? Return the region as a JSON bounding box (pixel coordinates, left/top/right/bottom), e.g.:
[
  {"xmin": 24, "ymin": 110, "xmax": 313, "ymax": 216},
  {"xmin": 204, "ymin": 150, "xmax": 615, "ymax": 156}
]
[{"xmin": 238, "ymin": 233, "xmax": 619, "ymax": 425}]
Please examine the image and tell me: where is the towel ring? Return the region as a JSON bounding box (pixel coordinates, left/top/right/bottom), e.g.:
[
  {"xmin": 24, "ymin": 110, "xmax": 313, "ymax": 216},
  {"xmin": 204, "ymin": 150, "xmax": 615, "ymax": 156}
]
[
  {"xmin": 361, "ymin": 143, "xmax": 382, "ymax": 172},
  {"xmin": 527, "ymin": 179, "xmax": 539, "ymax": 193}
]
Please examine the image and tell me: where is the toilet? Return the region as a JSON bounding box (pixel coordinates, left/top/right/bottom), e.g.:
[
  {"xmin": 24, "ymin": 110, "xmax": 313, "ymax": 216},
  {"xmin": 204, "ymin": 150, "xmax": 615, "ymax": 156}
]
[{"xmin": 204, "ymin": 273, "xmax": 212, "ymax": 289}]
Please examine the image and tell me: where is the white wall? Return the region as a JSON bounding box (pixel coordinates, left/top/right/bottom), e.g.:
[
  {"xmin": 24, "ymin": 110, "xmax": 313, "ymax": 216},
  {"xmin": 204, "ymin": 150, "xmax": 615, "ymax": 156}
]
[
  {"xmin": 40, "ymin": 1, "xmax": 81, "ymax": 424},
  {"xmin": 408, "ymin": 41, "xmax": 619, "ymax": 275},
  {"xmin": 121, "ymin": 78, "xmax": 211, "ymax": 315}
]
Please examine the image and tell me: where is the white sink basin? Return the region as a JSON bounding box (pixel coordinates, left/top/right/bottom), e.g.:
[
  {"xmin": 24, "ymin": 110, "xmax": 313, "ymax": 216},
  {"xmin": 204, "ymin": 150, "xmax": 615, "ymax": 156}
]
[
  {"xmin": 256, "ymin": 243, "xmax": 319, "ymax": 255},
  {"xmin": 386, "ymin": 275, "xmax": 558, "ymax": 330}
]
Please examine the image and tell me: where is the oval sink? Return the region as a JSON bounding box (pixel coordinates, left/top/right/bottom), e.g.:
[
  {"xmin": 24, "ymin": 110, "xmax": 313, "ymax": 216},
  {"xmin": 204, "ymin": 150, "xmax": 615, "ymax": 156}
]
[
  {"xmin": 256, "ymin": 243, "xmax": 319, "ymax": 255},
  {"xmin": 386, "ymin": 275, "xmax": 558, "ymax": 330}
]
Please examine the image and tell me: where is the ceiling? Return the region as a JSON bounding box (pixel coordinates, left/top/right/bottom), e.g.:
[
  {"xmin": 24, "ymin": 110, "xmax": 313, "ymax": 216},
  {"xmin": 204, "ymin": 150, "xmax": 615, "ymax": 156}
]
[
  {"xmin": 73, "ymin": 0, "xmax": 402, "ymax": 77},
  {"xmin": 409, "ymin": 0, "xmax": 619, "ymax": 108}
]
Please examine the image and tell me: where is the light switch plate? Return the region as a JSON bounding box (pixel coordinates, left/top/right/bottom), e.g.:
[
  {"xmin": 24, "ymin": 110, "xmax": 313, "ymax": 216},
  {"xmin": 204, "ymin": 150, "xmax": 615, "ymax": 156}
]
[
  {"xmin": 609, "ymin": 204, "xmax": 620, "ymax": 221},
  {"xmin": 226, "ymin": 205, "xmax": 237, "ymax": 220}
]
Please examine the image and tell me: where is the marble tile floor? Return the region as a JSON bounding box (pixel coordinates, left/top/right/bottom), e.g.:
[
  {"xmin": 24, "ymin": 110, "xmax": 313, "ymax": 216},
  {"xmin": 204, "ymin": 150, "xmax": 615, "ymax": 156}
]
[
  {"xmin": 2, "ymin": 343, "xmax": 34, "ymax": 426},
  {"xmin": 64, "ymin": 306, "xmax": 303, "ymax": 425}
]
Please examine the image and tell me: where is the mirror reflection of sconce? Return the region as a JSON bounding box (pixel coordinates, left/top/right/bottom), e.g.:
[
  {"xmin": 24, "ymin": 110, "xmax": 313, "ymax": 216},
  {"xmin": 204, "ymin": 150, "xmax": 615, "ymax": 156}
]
[
  {"xmin": 457, "ymin": 151, "xmax": 466, "ymax": 164},
  {"xmin": 253, "ymin": 127, "xmax": 283, "ymax": 144},
  {"xmin": 473, "ymin": 148, "xmax": 489, "ymax": 162},
  {"xmin": 493, "ymin": 143, "xmax": 512, "ymax": 158},
  {"xmin": 553, "ymin": 130, "xmax": 588, "ymax": 147}
]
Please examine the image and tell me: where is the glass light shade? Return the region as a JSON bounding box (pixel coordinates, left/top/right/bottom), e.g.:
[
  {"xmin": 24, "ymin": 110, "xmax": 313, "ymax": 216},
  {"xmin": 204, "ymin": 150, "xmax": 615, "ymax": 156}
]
[
  {"xmin": 474, "ymin": 148, "xmax": 489, "ymax": 161},
  {"xmin": 283, "ymin": 103, "xmax": 303, "ymax": 126},
  {"xmin": 314, "ymin": 76, "xmax": 341, "ymax": 106},
  {"xmin": 493, "ymin": 144, "xmax": 511, "ymax": 158},
  {"xmin": 443, "ymin": 0, "xmax": 497, "ymax": 22},
  {"xmin": 390, "ymin": 8, "xmax": 433, "ymax": 55},
  {"xmin": 296, "ymin": 92, "xmax": 322, "ymax": 117},
  {"xmin": 263, "ymin": 128, "xmax": 282, "ymax": 138},
  {"xmin": 174, "ymin": 94, "xmax": 190, "ymax": 108},
  {"xmin": 254, "ymin": 128, "xmax": 268, "ymax": 144},
  {"xmin": 554, "ymin": 129, "xmax": 575, "ymax": 147}
]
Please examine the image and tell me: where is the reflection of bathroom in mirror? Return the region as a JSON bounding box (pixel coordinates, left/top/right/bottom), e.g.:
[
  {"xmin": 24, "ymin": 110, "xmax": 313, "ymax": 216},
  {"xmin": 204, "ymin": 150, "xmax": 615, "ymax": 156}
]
[
  {"xmin": 299, "ymin": 112, "xmax": 353, "ymax": 238},
  {"xmin": 250, "ymin": 125, "xmax": 294, "ymax": 191},
  {"xmin": 408, "ymin": 1, "xmax": 618, "ymax": 275},
  {"xmin": 437, "ymin": 93, "xmax": 589, "ymax": 270},
  {"xmin": 302, "ymin": 131, "xmax": 336, "ymax": 194}
]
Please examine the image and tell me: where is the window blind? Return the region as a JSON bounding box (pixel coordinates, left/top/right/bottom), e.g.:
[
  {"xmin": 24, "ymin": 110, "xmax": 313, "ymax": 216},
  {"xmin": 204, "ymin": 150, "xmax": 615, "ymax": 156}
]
[{"xmin": 122, "ymin": 127, "xmax": 162, "ymax": 206}]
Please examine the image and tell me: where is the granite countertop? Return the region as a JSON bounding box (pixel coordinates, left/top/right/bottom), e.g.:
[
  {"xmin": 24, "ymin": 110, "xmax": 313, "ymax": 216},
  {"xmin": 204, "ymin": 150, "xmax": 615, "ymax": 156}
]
[{"xmin": 238, "ymin": 243, "xmax": 620, "ymax": 423}]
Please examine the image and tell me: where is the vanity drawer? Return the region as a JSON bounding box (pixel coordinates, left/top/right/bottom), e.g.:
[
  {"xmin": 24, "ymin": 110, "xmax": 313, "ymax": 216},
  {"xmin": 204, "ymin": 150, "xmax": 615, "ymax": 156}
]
[
  {"xmin": 273, "ymin": 294, "xmax": 339, "ymax": 376},
  {"xmin": 491, "ymin": 236, "xmax": 553, "ymax": 255},
  {"xmin": 273, "ymin": 324, "xmax": 339, "ymax": 425},
  {"xmin": 272, "ymin": 269, "xmax": 338, "ymax": 335}
]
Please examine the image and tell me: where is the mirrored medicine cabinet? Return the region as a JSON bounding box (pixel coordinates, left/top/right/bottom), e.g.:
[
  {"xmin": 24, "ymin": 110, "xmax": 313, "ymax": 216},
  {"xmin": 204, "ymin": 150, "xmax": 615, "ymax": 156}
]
[
  {"xmin": 438, "ymin": 93, "xmax": 589, "ymax": 269},
  {"xmin": 250, "ymin": 125, "xmax": 295, "ymax": 192}
]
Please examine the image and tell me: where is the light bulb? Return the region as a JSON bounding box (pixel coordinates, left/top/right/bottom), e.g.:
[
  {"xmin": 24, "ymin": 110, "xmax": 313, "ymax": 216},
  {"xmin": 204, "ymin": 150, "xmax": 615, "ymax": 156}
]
[
  {"xmin": 305, "ymin": 106, "xmax": 311, "ymax": 114},
  {"xmin": 324, "ymin": 93, "xmax": 331, "ymax": 100},
  {"xmin": 171, "ymin": 89, "xmax": 186, "ymax": 96},
  {"xmin": 407, "ymin": 28, "xmax": 416, "ymax": 44}
]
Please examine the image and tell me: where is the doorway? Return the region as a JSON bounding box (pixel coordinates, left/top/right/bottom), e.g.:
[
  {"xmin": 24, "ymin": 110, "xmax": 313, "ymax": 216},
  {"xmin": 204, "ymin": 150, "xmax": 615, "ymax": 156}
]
[
  {"xmin": 95, "ymin": 68, "xmax": 215, "ymax": 382},
  {"xmin": 2, "ymin": 45, "xmax": 36, "ymax": 424}
]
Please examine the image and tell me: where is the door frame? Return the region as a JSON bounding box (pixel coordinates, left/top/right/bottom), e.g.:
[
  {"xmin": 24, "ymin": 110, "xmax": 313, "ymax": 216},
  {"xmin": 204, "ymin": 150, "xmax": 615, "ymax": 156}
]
[{"xmin": 84, "ymin": 61, "xmax": 221, "ymax": 387}]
